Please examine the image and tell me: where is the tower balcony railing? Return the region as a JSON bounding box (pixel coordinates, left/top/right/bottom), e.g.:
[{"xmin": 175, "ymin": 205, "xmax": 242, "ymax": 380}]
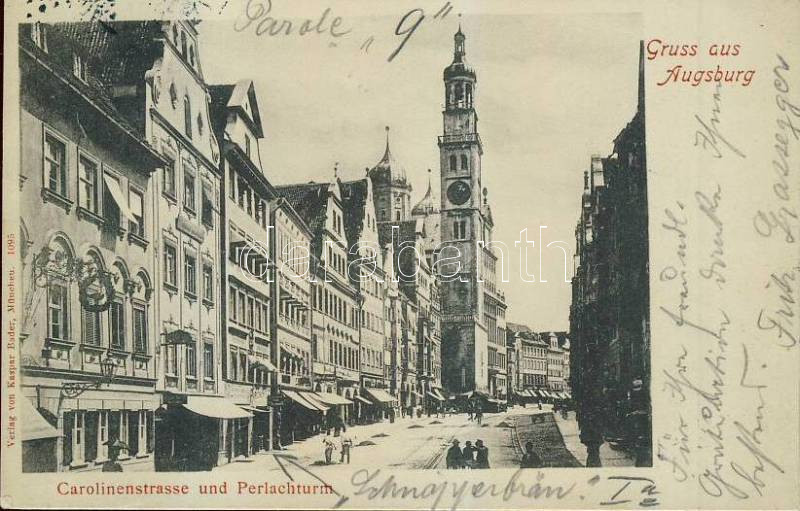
[{"xmin": 438, "ymin": 133, "xmax": 482, "ymax": 146}]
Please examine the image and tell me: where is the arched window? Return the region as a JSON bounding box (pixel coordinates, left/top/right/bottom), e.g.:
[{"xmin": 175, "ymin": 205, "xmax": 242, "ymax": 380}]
[
  {"xmin": 465, "ymin": 83, "xmax": 473, "ymax": 106},
  {"xmin": 449, "ymin": 154, "xmax": 457, "ymax": 172},
  {"xmin": 460, "ymin": 154, "xmax": 469, "ymax": 171},
  {"xmin": 81, "ymin": 250, "xmax": 106, "ymax": 347},
  {"xmin": 183, "ymin": 96, "xmax": 192, "ymax": 139},
  {"xmin": 46, "ymin": 236, "xmax": 75, "ymax": 341},
  {"xmin": 172, "ymin": 24, "xmax": 178, "ymax": 44},
  {"xmin": 189, "ymin": 45, "xmax": 195, "ymax": 67}
]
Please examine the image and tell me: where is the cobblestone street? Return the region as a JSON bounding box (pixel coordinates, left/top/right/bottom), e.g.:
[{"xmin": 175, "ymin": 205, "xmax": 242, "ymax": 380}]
[{"xmin": 212, "ymin": 405, "xmax": 631, "ymax": 473}]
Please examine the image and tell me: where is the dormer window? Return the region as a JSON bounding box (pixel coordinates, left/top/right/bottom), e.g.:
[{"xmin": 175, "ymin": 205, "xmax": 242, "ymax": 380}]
[
  {"xmin": 73, "ymin": 53, "xmax": 87, "ymax": 82},
  {"xmin": 31, "ymin": 23, "xmax": 48, "ymax": 52}
]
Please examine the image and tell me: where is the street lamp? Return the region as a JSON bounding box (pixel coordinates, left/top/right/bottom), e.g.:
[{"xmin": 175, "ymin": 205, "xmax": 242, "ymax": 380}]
[{"xmin": 60, "ymin": 356, "xmax": 119, "ymax": 398}]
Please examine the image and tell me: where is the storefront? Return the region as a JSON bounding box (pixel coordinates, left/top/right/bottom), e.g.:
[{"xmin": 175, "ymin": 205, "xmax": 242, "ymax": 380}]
[
  {"xmin": 154, "ymin": 394, "xmax": 252, "ymax": 471},
  {"xmin": 21, "ymin": 395, "xmax": 59, "ymax": 473},
  {"xmin": 280, "ymin": 390, "xmax": 327, "ymax": 443}
]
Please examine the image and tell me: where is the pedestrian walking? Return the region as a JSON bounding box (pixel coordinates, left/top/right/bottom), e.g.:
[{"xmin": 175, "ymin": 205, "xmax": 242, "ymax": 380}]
[
  {"xmin": 462, "ymin": 440, "xmax": 476, "ymax": 469},
  {"xmin": 467, "ymin": 403, "xmax": 474, "ymax": 421},
  {"xmin": 474, "ymin": 439, "xmax": 490, "ymax": 469},
  {"xmin": 520, "ymin": 441, "xmax": 543, "ymax": 468},
  {"xmin": 446, "ymin": 439, "xmax": 464, "ymax": 469},
  {"xmin": 475, "ymin": 409, "xmax": 483, "ymax": 425},
  {"xmin": 323, "ymin": 434, "xmax": 336, "ymax": 464},
  {"xmin": 339, "ymin": 432, "xmax": 353, "ymax": 464},
  {"xmin": 537, "ymin": 400, "xmax": 542, "ymax": 410}
]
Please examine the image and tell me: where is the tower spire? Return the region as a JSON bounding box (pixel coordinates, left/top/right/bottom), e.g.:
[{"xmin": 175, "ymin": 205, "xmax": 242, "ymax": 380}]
[
  {"xmin": 638, "ymin": 40, "xmax": 645, "ymax": 115},
  {"xmin": 384, "ymin": 125, "xmax": 391, "ymax": 159}
]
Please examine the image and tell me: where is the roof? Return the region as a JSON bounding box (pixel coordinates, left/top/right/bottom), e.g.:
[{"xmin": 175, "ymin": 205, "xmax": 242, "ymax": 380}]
[
  {"xmin": 274, "ymin": 182, "xmax": 331, "ymax": 250},
  {"xmin": 47, "ymin": 21, "xmax": 164, "ymax": 85},
  {"xmin": 208, "ymin": 83, "xmax": 235, "ymax": 142},
  {"xmin": 506, "ymin": 322, "xmax": 533, "ymax": 334},
  {"xmin": 19, "ymin": 23, "xmax": 164, "ymax": 163},
  {"xmin": 339, "ymin": 178, "xmax": 368, "ymax": 247},
  {"xmin": 209, "ymin": 80, "xmax": 264, "ymax": 139}
]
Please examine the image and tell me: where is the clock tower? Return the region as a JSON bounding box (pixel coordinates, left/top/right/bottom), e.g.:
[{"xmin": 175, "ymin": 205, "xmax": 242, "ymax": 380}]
[{"xmin": 438, "ymin": 27, "xmax": 491, "ymax": 393}]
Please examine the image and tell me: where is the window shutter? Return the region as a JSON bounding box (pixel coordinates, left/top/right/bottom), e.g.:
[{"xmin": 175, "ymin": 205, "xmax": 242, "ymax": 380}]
[
  {"xmin": 109, "ymin": 410, "xmax": 120, "ymax": 442},
  {"xmin": 128, "ymin": 411, "xmax": 139, "ymax": 453},
  {"xmin": 62, "ymin": 412, "xmax": 74, "ymax": 466},
  {"xmin": 147, "ymin": 411, "xmax": 154, "ymax": 453},
  {"xmin": 85, "ymin": 412, "xmax": 98, "ymax": 462}
]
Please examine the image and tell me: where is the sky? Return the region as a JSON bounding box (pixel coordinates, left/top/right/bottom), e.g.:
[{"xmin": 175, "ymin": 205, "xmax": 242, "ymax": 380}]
[{"xmin": 199, "ymin": 11, "xmax": 642, "ymax": 331}]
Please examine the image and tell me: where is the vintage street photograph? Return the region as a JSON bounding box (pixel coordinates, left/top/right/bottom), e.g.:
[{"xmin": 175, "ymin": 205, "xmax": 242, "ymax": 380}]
[{"xmin": 15, "ymin": 11, "xmax": 650, "ymax": 474}]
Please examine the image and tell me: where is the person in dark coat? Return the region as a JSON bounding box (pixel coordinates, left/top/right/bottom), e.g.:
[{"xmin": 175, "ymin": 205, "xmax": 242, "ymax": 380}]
[
  {"xmin": 101, "ymin": 438, "xmax": 126, "ymax": 472},
  {"xmin": 446, "ymin": 439, "xmax": 464, "ymax": 469},
  {"xmin": 462, "ymin": 440, "xmax": 476, "ymax": 468},
  {"xmin": 520, "ymin": 441, "xmax": 543, "ymax": 468},
  {"xmin": 474, "ymin": 439, "xmax": 490, "ymax": 469}
]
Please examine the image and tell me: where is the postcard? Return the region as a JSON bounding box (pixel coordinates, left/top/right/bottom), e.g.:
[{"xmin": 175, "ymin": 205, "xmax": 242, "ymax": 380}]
[{"xmin": 1, "ymin": 0, "xmax": 798, "ymax": 509}]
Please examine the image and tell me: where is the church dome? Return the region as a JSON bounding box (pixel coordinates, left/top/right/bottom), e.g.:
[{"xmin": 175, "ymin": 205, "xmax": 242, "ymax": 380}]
[
  {"xmin": 444, "ymin": 26, "xmax": 476, "ymax": 80},
  {"xmin": 369, "ymin": 127, "xmax": 408, "ymax": 185}
]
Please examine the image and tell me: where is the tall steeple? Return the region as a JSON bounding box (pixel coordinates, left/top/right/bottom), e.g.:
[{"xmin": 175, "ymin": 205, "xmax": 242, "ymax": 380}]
[{"xmin": 638, "ymin": 40, "xmax": 645, "ymax": 117}]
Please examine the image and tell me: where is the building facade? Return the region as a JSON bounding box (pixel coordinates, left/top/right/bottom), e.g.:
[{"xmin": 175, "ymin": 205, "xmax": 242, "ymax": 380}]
[
  {"xmin": 18, "ymin": 22, "xmax": 165, "ymax": 472},
  {"xmin": 211, "ymin": 79, "xmax": 278, "ymax": 461},
  {"xmin": 570, "ymin": 42, "xmax": 651, "ymax": 466}
]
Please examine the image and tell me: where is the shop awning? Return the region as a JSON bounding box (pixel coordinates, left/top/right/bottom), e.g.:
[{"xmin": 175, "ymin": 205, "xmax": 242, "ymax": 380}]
[
  {"xmin": 312, "ymin": 392, "xmax": 353, "ymax": 406},
  {"xmin": 249, "ymin": 355, "xmax": 278, "ymax": 372},
  {"xmin": 103, "ymin": 174, "xmax": 137, "ymax": 223},
  {"xmin": 427, "ymin": 391, "xmax": 444, "ymax": 401},
  {"xmin": 365, "ymin": 388, "xmax": 395, "ymax": 404},
  {"xmin": 283, "ymin": 390, "xmax": 323, "ymax": 412},
  {"xmin": 240, "ymin": 405, "xmax": 269, "ymax": 413},
  {"xmin": 21, "ymin": 397, "xmax": 59, "ymax": 441},
  {"xmin": 432, "ymin": 389, "xmax": 446, "ymax": 401},
  {"xmin": 354, "ymin": 395, "xmax": 371, "ymax": 405},
  {"xmin": 184, "ymin": 396, "xmax": 252, "ymax": 419},
  {"xmin": 297, "ymin": 391, "xmax": 330, "ymax": 412}
]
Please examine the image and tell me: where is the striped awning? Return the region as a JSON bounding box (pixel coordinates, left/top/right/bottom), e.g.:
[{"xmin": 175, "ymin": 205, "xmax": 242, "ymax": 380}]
[{"xmin": 283, "ymin": 390, "xmax": 327, "ymax": 412}]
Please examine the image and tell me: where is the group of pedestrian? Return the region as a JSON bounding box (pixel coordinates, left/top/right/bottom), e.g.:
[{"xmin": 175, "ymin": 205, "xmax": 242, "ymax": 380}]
[
  {"xmin": 322, "ymin": 430, "xmax": 354, "ymax": 465},
  {"xmin": 465, "ymin": 403, "xmax": 484, "ymax": 425},
  {"xmin": 445, "ymin": 439, "xmax": 490, "ymax": 469}
]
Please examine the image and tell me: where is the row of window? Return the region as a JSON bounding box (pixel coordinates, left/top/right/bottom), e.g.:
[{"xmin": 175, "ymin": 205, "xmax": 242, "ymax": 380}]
[
  {"xmin": 447, "ymin": 153, "xmax": 471, "ymax": 172},
  {"xmin": 44, "ymin": 130, "xmax": 146, "ymax": 237},
  {"xmin": 228, "ymin": 167, "xmax": 269, "ymax": 231},
  {"xmin": 329, "ymin": 339, "xmax": 358, "ymax": 371},
  {"xmin": 228, "ymin": 346, "xmax": 270, "ymax": 384},
  {"xmin": 326, "ymin": 244, "xmax": 348, "ymax": 279},
  {"xmin": 279, "ymin": 287, "xmax": 308, "ymax": 329},
  {"xmin": 164, "ymin": 341, "xmax": 214, "ymax": 380},
  {"xmin": 163, "ymin": 157, "xmax": 215, "ymax": 227},
  {"xmin": 311, "ymin": 285, "xmax": 356, "ymax": 328},
  {"xmin": 163, "ymin": 241, "xmax": 214, "ymax": 303},
  {"xmin": 360, "ymin": 345, "xmax": 383, "ymax": 369},
  {"xmin": 48, "ymin": 282, "xmax": 148, "ymax": 355},
  {"xmin": 229, "ymin": 281, "xmax": 270, "ymax": 335},
  {"xmin": 521, "ymin": 359, "xmax": 547, "ymax": 372}
]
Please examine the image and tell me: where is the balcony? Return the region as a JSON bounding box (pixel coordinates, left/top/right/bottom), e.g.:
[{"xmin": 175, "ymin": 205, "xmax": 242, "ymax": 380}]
[{"xmin": 438, "ymin": 133, "xmax": 482, "ymax": 146}]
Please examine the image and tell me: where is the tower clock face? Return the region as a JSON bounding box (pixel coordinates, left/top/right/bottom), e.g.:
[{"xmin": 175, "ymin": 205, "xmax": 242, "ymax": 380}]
[{"xmin": 447, "ymin": 180, "xmax": 471, "ymax": 206}]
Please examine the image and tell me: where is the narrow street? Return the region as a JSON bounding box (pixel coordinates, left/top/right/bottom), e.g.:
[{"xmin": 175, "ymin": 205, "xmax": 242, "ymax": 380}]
[{"xmin": 212, "ymin": 404, "xmax": 612, "ymax": 474}]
